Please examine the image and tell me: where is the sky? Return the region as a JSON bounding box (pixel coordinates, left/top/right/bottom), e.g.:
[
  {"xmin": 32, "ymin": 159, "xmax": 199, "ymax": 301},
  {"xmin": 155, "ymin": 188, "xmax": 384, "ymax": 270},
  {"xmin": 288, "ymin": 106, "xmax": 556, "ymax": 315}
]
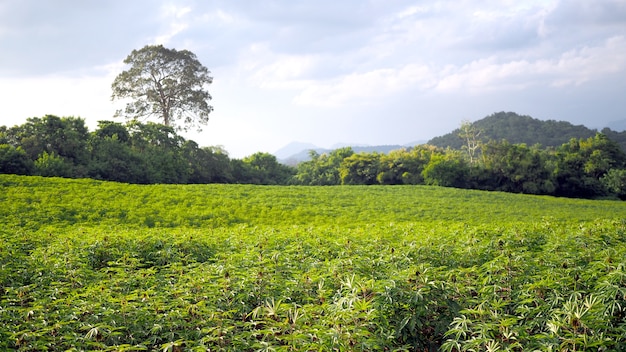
[{"xmin": 1, "ymin": 0, "xmax": 626, "ymax": 158}]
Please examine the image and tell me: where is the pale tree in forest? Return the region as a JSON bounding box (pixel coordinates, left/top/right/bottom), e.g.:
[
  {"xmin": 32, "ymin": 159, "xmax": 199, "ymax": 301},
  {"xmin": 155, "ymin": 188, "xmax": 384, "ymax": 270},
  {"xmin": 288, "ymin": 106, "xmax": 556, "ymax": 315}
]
[
  {"xmin": 459, "ymin": 120, "xmax": 482, "ymax": 164},
  {"xmin": 111, "ymin": 45, "xmax": 214, "ymax": 132}
]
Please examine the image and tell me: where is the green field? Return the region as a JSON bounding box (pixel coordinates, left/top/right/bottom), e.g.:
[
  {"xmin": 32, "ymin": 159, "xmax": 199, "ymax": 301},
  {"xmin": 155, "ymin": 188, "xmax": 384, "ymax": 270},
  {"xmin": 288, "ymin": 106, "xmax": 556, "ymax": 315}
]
[{"xmin": 2, "ymin": 175, "xmax": 626, "ymax": 351}]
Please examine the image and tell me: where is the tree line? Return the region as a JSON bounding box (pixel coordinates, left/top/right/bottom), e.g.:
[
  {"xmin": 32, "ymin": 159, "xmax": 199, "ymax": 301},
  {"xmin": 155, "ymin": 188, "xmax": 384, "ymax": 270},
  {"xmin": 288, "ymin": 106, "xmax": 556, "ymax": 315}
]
[
  {"xmin": 2, "ymin": 115, "xmax": 626, "ymax": 199},
  {"xmin": 295, "ymin": 132, "xmax": 626, "ymax": 199},
  {"xmin": 0, "ymin": 115, "xmax": 293, "ymax": 185}
]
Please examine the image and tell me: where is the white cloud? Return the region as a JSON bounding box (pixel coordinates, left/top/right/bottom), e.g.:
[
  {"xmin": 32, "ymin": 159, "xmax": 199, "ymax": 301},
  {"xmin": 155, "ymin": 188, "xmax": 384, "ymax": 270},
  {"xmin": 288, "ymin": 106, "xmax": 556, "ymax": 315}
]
[
  {"xmin": 435, "ymin": 35, "xmax": 626, "ymax": 92},
  {"xmin": 251, "ymin": 55, "xmax": 319, "ymax": 86},
  {"xmin": 258, "ymin": 33, "xmax": 626, "ymax": 108},
  {"xmin": 394, "ymin": 5, "xmax": 431, "ymax": 19},
  {"xmin": 293, "ymin": 64, "xmax": 435, "ymax": 107},
  {"xmin": 2, "ymin": 0, "xmax": 626, "ymax": 156},
  {"xmin": 199, "ymin": 9, "xmax": 239, "ymax": 26},
  {"xmin": 153, "ymin": 5, "xmax": 191, "ymax": 45}
]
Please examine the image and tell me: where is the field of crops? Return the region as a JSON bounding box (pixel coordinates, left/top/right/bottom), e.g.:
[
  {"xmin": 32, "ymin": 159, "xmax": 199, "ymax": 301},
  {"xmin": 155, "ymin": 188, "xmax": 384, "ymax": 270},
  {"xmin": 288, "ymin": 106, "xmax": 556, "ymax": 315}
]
[{"xmin": 2, "ymin": 174, "xmax": 626, "ymax": 351}]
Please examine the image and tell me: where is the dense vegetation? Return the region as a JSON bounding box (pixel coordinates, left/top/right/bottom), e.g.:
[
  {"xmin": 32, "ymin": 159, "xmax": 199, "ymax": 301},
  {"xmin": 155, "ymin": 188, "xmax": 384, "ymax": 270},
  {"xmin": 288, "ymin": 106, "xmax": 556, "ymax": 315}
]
[
  {"xmin": 0, "ymin": 115, "xmax": 293, "ymax": 185},
  {"xmin": 3, "ymin": 113, "xmax": 626, "ymax": 199},
  {"xmin": 294, "ymin": 134, "xmax": 626, "ymax": 199},
  {"xmin": 2, "ymin": 175, "xmax": 626, "ymax": 350},
  {"xmin": 428, "ymin": 112, "xmax": 626, "ymax": 151}
]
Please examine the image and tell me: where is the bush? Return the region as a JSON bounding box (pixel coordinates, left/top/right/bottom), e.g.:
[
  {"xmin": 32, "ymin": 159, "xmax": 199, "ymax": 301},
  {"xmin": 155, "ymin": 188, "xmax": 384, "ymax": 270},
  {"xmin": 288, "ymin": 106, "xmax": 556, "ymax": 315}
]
[{"xmin": 0, "ymin": 144, "xmax": 33, "ymax": 175}]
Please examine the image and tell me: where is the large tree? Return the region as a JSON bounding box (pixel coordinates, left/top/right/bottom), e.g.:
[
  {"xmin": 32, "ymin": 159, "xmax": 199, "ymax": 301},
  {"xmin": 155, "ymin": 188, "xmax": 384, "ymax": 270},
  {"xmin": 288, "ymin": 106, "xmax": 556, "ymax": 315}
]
[{"xmin": 111, "ymin": 44, "xmax": 214, "ymax": 132}]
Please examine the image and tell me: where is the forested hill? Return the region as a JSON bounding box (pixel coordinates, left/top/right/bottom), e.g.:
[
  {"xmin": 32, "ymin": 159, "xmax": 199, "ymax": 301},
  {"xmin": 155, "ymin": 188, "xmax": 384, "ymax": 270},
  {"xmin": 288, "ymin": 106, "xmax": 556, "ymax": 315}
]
[{"xmin": 428, "ymin": 111, "xmax": 626, "ymax": 151}]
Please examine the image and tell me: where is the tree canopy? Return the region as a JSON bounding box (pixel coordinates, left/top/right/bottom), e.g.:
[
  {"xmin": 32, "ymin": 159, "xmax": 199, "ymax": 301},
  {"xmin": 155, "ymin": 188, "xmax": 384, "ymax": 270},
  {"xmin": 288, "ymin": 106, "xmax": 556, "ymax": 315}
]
[{"xmin": 111, "ymin": 45, "xmax": 214, "ymax": 132}]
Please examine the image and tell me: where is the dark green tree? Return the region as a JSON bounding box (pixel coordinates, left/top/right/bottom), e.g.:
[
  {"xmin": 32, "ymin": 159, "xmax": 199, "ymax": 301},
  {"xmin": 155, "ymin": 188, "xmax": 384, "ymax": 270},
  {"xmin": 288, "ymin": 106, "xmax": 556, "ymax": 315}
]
[
  {"xmin": 5, "ymin": 115, "xmax": 90, "ymax": 177},
  {"xmin": 553, "ymin": 133, "xmax": 626, "ymax": 198},
  {"xmin": 111, "ymin": 44, "xmax": 214, "ymax": 132},
  {"xmin": 11, "ymin": 115, "xmax": 89, "ymax": 164},
  {"xmin": 88, "ymin": 121, "xmax": 145, "ymax": 183},
  {"xmin": 182, "ymin": 142, "xmax": 233, "ymax": 183},
  {"xmin": 601, "ymin": 127, "xmax": 626, "ymax": 153},
  {"xmin": 127, "ymin": 121, "xmax": 188, "ymax": 183},
  {"xmin": 0, "ymin": 144, "xmax": 33, "ymax": 175},
  {"xmin": 480, "ymin": 141, "xmax": 555, "ymax": 194},
  {"xmin": 239, "ymin": 152, "xmax": 294, "ymax": 185}
]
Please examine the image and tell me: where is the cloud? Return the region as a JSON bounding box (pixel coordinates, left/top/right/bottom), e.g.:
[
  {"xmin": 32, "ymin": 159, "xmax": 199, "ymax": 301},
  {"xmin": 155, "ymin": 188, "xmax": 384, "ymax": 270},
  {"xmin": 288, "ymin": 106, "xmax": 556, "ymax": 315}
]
[
  {"xmin": 546, "ymin": 0, "xmax": 626, "ymax": 27},
  {"xmin": 293, "ymin": 64, "xmax": 435, "ymax": 107},
  {"xmin": 153, "ymin": 4, "xmax": 192, "ymax": 45},
  {"xmin": 1, "ymin": 0, "xmax": 625, "ymax": 157},
  {"xmin": 0, "ymin": 0, "xmax": 164, "ymax": 76},
  {"xmin": 232, "ymin": 1, "xmax": 626, "ymax": 109},
  {"xmin": 435, "ymin": 35, "xmax": 626, "ymax": 92}
]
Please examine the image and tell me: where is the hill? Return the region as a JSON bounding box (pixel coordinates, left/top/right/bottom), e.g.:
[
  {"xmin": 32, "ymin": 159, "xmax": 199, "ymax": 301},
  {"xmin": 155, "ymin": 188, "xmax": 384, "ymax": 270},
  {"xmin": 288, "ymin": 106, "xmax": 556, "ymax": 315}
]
[
  {"xmin": 428, "ymin": 111, "xmax": 600, "ymax": 149},
  {"xmin": 273, "ymin": 141, "xmax": 319, "ymax": 160}
]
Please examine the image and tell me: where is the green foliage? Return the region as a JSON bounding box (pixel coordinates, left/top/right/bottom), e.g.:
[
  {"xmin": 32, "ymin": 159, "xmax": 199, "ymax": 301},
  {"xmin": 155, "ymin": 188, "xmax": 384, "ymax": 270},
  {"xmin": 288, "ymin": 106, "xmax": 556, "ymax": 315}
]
[
  {"xmin": 378, "ymin": 146, "xmax": 437, "ymax": 185},
  {"xmin": 480, "ymin": 140, "xmax": 555, "ymax": 194},
  {"xmin": 111, "ymin": 44, "xmax": 214, "ymax": 132},
  {"xmin": 240, "ymin": 152, "xmax": 295, "ymax": 185},
  {"xmin": 339, "ymin": 152, "xmax": 381, "ymax": 185},
  {"xmin": 601, "ymin": 127, "xmax": 626, "ymax": 153},
  {"xmin": 88, "ymin": 121, "xmax": 145, "ymax": 183},
  {"xmin": 554, "ymin": 134, "xmax": 626, "ymax": 198},
  {"xmin": 127, "ymin": 122, "xmax": 190, "ymax": 183},
  {"xmin": 601, "ymin": 169, "xmax": 626, "ymax": 199},
  {"xmin": 1, "ymin": 117, "xmax": 260, "ymax": 184},
  {"xmin": 34, "ymin": 151, "xmax": 74, "ymax": 177},
  {"xmin": 422, "ymin": 152, "xmax": 470, "ymax": 188},
  {"xmin": 183, "ymin": 143, "xmax": 233, "ymax": 184},
  {"xmin": 8, "ymin": 115, "xmax": 90, "ymax": 164},
  {"xmin": 295, "ymin": 147, "xmax": 354, "ymax": 185},
  {"xmin": 0, "ymin": 144, "xmax": 33, "ymax": 175},
  {"xmin": 2, "ymin": 175, "xmax": 626, "ymax": 350}
]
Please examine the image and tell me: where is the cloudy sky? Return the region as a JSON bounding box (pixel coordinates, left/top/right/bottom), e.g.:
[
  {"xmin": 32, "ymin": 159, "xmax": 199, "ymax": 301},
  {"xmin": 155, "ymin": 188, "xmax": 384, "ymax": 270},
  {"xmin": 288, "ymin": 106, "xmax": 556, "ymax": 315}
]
[{"xmin": 1, "ymin": 0, "xmax": 626, "ymax": 157}]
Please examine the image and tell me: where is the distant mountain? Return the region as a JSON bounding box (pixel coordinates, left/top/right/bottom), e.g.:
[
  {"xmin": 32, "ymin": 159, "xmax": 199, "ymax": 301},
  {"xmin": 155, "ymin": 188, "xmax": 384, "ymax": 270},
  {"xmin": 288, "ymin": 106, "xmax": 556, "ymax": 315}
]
[
  {"xmin": 405, "ymin": 140, "xmax": 428, "ymax": 147},
  {"xmin": 274, "ymin": 141, "xmax": 318, "ymax": 160},
  {"xmin": 276, "ymin": 144, "xmax": 410, "ymax": 165},
  {"xmin": 606, "ymin": 119, "xmax": 626, "ymax": 132},
  {"xmin": 278, "ymin": 147, "xmax": 328, "ymax": 165},
  {"xmin": 428, "ymin": 111, "xmax": 599, "ymax": 149}
]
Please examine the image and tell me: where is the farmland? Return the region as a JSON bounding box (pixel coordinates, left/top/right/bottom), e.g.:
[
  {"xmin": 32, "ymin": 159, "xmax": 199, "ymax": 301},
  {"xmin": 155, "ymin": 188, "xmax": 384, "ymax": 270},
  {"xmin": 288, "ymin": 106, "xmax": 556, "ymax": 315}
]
[{"xmin": 2, "ymin": 174, "xmax": 626, "ymax": 351}]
